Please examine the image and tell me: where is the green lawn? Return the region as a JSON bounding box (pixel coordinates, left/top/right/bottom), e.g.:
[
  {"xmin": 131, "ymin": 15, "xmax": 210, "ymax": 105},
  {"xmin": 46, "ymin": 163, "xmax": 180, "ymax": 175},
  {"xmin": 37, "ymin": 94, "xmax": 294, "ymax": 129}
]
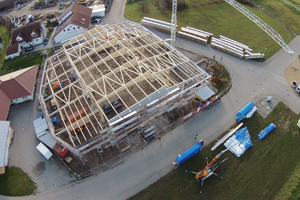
[
  {"xmin": 254, "ymin": 0, "xmax": 300, "ymax": 34},
  {"xmin": 0, "ymin": 53, "xmax": 44, "ymax": 76},
  {"xmin": 0, "ymin": 167, "xmax": 36, "ymax": 196},
  {"xmin": 125, "ymin": 0, "xmax": 299, "ymax": 59},
  {"xmin": 130, "ymin": 102, "xmax": 300, "ymax": 200}
]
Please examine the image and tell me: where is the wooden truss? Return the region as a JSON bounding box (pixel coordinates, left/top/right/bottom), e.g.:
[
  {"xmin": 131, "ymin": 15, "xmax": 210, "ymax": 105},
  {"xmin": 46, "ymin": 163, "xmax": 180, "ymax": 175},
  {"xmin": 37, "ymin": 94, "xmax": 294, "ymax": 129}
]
[{"xmin": 39, "ymin": 21, "xmax": 210, "ymax": 153}]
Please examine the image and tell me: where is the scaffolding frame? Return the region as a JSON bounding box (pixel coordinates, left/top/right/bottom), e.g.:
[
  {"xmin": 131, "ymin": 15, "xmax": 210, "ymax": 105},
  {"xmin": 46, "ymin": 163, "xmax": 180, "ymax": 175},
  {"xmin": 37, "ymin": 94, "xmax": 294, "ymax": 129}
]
[{"xmin": 39, "ymin": 21, "xmax": 211, "ymax": 156}]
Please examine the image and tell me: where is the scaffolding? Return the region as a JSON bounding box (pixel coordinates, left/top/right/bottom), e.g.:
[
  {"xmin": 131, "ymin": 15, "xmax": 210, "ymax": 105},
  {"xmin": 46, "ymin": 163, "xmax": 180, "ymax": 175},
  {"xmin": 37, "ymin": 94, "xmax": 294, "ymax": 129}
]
[{"xmin": 39, "ymin": 21, "xmax": 211, "ymax": 157}]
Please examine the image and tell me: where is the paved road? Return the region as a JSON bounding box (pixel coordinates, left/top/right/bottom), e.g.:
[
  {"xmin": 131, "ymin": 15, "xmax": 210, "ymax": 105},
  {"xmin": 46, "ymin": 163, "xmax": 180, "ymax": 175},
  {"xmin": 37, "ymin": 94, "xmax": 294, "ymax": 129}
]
[{"xmin": 2, "ymin": 0, "xmax": 300, "ymax": 199}]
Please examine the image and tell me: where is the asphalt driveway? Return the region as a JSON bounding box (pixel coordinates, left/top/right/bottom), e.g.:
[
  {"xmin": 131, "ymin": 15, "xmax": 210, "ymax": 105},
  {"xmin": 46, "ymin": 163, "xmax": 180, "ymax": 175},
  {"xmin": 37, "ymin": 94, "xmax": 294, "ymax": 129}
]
[{"xmin": 7, "ymin": 75, "xmax": 76, "ymax": 193}]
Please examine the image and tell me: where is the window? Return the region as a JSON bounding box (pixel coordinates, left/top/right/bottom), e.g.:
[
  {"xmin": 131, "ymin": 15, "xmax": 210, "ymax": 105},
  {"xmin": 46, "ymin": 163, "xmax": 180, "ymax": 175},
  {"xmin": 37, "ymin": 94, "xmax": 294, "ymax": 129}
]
[
  {"xmin": 73, "ymin": 27, "xmax": 75, "ymax": 30},
  {"xmin": 36, "ymin": 39, "xmax": 39, "ymax": 41},
  {"xmin": 68, "ymin": 29, "xmax": 70, "ymax": 31},
  {"xmin": 63, "ymin": 30, "xmax": 66, "ymax": 32},
  {"xmin": 78, "ymin": 27, "xmax": 80, "ymax": 29}
]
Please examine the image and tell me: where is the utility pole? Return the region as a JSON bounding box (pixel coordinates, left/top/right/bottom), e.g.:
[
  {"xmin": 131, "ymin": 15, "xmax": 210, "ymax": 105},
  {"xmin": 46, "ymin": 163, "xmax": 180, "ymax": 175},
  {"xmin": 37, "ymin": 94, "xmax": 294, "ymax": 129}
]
[{"xmin": 170, "ymin": 0, "xmax": 177, "ymax": 47}]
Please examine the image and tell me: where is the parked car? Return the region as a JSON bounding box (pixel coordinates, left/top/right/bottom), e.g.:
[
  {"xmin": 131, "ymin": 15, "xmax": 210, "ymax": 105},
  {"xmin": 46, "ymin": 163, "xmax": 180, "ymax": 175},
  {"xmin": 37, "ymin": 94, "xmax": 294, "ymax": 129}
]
[
  {"xmin": 296, "ymin": 85, "xmax": 300, "ymax": 93},
  {"xmin": 91, "ymin": 18, "xmax": 101, "ymax": 23},
  {"xmin": 25, "ymin": 45, "xmax": 34, "ymax": 52},
  {"xmin": 291, "ymin": 80, "xmax": 297, "ymax": 88},
  {"xmin": 43, "ymin": 38, "xmax": 49, "ymax": 45}
]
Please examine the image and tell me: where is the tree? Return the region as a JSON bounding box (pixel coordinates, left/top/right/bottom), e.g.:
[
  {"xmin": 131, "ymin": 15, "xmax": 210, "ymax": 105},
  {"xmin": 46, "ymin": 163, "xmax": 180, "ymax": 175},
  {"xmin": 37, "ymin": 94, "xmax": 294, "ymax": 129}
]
[{"xmin": 138, "ymin": 1, "xmax": 149, "ymax": 13}]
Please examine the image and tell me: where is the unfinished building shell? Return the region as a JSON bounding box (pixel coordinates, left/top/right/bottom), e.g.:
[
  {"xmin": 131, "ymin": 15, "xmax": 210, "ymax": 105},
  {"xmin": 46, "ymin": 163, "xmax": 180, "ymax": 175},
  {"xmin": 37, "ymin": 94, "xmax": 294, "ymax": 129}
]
[{"xmin": 39, "ymin": 21, "xmax": 211, "ymax": 157}]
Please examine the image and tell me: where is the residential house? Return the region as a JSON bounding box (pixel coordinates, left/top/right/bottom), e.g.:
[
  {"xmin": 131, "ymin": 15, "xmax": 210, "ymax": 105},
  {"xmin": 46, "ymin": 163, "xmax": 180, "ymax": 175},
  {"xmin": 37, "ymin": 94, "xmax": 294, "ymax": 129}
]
[
  {"xmin": 10, "ymin": 21, "xmax": 47, "ymax": 49},
  {"xmin": 53, "ymin": 3, "xmax": 92, "ymax": 43},
  {"xmin": 0, "ymin": 65, "xmax": 39, "ymax": 121},
  {"xmin": 0, "ymin": 121, "xmax": 14, "ymax": 174}
]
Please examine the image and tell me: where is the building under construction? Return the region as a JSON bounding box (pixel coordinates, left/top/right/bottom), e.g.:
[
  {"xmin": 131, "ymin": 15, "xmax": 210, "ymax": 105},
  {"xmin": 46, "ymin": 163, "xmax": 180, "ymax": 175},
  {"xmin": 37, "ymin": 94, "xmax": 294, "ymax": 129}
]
[{"xmin": 39, "ymin": 21, "xmax": 211, "ymax": 157}]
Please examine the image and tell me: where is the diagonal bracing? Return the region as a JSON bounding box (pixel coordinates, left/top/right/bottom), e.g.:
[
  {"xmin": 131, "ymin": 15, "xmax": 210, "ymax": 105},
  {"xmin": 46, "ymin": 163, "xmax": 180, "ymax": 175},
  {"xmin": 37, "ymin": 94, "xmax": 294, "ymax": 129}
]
[{"xmin": 225, "ymin": 0, "xmax": 294, "ymax": 56}]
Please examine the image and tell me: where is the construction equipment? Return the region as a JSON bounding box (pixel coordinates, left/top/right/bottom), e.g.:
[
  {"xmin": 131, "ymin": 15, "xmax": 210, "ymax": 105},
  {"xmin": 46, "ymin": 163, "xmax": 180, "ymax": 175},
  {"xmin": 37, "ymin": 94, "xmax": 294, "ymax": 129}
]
[
  {"xmin": 51, "ymin": 78, "xmax": 70, "ymax": 90},
  {"xmin": 185, "ymin": 149, "xmax": 228, "ymax": 193},
  {"xmin": 66, "ymin": 106, "xmax": 90, "ymax": 134},
  {"xmin": 102, "ymin": 99, "xmax": 123, "ymax": 114}
]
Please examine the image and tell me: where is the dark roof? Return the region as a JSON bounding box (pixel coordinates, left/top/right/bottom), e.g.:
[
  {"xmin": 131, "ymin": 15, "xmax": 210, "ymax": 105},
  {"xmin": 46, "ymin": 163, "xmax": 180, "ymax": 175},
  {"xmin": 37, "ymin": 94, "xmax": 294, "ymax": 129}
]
[
  {"xmin": 6, "ymin": 43, "xmax": 19, "ymax": 56},
  {"xmin": 11, "ymin": 22, "xmax": 42, "ymax": 44},
  {"xmin": 54, "ymin": 4, "xmax": 92, "ymax": 38},
  {"xmin": 0, "ymin": 0, "xmax": 15, "ymax": 9}
]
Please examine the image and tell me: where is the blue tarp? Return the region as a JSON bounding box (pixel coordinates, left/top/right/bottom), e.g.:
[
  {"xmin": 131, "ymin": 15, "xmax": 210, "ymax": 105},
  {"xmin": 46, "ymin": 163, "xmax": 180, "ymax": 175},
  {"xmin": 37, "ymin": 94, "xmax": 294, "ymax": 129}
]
[
  {"xmin": 258, "ymin": 123, "xmax": 276, "ymax": 141},
  {"xmin": 235, "ymin": 101, "xmax": 254, "ymax": 122},
  {"xmin": 224, "ymin": 126, "xmax": 253, "ymax": 157},
  {"xmin": 174, "ymin": 141, "xmax": 202, "ymax": 167}
]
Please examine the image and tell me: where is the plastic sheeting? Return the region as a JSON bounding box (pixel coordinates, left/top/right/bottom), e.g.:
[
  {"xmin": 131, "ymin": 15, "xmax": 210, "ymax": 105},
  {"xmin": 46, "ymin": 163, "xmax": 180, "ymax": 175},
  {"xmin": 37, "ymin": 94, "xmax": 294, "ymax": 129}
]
[
  {"xmin": 224, "ymin": 126, "xmax": 253, "ymax": 157},
  {"xmin": 174, "ymin": 141, "xmax": 202, "ymax": 167},
  {"xmin": 235, "ymin": 101, "xmax": 254, "ymax": 122},
  {"xmin": 258, "ymin": 123, "xmax": 276, "ymax": 141}
]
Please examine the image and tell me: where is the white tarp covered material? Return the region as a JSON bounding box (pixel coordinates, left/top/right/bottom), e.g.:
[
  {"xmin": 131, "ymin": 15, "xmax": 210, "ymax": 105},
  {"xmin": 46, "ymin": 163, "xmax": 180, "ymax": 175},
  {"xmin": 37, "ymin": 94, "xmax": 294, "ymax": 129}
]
[
  {"xmin": 246, "ymin": 106, "xmax": 257, "ymax": 118},
  {"xmin": 89, "ymin": 4, "xmax": 105, "ymax": 17},
  {"xmin": 33, "ymin": 117, "xmax": 56, "ymax": 149},
  {"xmin": 33, "ymin": 117, "xmax": 48, "ymax": 137},
  {"xmin": 297, "ymin": 119, "xmax": 300, "ymax": 129},
  {"xmin": 36, "ymin": 143, "xmax": 53, "ymax": 160},
  {"xmin": 224, "ymin": 126, "xmax": 253, "ymax": 157},
  {"xmin": 0, "ymin": 121, "xmax": 11, "ymax": 167},
  {"xmin": 194, "ymin": 85, "xmax": 215, "ymax": 101}
]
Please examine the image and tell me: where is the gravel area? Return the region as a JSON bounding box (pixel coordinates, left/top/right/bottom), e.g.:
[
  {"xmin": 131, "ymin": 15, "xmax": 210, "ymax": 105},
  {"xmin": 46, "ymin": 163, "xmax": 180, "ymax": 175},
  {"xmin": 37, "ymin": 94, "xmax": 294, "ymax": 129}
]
[{"xmin": 7, "ymin": 67, "xmax": 76, "ymax": 193}]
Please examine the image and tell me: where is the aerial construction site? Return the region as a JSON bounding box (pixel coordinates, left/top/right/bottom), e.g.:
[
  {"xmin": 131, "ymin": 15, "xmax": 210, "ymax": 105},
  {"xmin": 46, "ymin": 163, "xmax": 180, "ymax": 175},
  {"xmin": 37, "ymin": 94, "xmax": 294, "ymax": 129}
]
[{"xmin": 39, "ymin": 21, "xmax": 212, "ymax": 159}]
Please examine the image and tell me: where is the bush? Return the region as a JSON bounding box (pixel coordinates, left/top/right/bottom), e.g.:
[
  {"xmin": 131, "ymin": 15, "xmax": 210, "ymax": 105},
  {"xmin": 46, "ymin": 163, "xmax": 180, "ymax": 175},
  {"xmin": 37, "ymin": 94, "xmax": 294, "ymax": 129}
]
[
  {"xmin": 162, "ymin": 0, "xmax": 188, "ymax": 11},
  {"xmin": 236, "ymin": 0, "xmax": 254, "ymax": 7}
]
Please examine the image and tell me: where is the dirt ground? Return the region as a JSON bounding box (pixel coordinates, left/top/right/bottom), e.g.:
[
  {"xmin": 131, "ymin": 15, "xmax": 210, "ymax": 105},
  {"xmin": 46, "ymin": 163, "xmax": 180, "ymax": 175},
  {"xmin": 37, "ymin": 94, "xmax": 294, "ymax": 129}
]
[{"xmin": 285, "ymin": 56, "xmax": 300, "ymax": 91}]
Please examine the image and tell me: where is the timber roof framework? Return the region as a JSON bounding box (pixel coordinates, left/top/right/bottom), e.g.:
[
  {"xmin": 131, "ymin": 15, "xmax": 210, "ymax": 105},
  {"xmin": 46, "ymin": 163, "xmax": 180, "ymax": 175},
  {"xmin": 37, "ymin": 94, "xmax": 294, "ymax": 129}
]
[{"xmin": 39, "ymin": 21, "xmax": 210, "ymax": 155}]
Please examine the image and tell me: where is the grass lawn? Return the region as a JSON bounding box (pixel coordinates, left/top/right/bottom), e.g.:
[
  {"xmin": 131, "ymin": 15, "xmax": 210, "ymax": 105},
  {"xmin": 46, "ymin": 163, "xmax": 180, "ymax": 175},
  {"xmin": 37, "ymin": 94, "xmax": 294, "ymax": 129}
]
[
  {"xmin": 0, "ymin": 53, "xmax": 44, "ymax": 76},
  {"xmin": 254, "ymin": 0, "xmax": 300, "ymax": 34},
  {"xmin": 130, "ymin": 102, "xmax": 300, "ymax": 200},
  {"xmin": 125, "ymin": 0, "xmax": 298, "ymax": 59},
  {"xmin": 0, "ymin": 167, "xmax": 36, "ymax": 196}
]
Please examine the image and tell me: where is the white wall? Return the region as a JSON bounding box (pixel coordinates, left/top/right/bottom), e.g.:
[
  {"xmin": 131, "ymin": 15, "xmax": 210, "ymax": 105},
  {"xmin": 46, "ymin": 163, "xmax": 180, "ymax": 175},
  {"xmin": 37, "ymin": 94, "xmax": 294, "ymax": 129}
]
[
  {"xmin": 32, "ymin": 37, "xmax": 43, "ymax": 46},
  {"xmin": 54, "ymin": 24, "xmax": 86, "ymax": 43},
  {"xmin": 11, "ymin": 94, "xmax": 33, "ymax": 104}
]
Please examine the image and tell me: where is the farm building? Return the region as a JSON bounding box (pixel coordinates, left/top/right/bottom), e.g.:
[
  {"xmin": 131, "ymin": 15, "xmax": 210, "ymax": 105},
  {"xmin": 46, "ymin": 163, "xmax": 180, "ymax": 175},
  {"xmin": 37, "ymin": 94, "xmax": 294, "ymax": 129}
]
[{"xmin": 39, "ymin": 21, "xmax": 211, "ymax": 157}]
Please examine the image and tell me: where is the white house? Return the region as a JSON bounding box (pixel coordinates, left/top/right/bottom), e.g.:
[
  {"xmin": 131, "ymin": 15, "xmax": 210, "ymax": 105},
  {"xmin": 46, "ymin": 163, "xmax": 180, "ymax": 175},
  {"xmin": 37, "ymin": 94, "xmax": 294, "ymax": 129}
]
[
  {"xmin": 10, "ymin": 21, "xmax": 47, "ymax": 49},
  {"xmin": 0, "ymin": 65, "xmax": 39, "ymax": 109},
  {"xmin": 53, "ymin": 3, "xmax": 92, "ymax": 43},
  {"xmin": 5, "ymin": 43, "xmax": 21, "ymax": 59},
  {"xmin": 0, "ymin": 121, "xmax": 14, "ymax": 174}
]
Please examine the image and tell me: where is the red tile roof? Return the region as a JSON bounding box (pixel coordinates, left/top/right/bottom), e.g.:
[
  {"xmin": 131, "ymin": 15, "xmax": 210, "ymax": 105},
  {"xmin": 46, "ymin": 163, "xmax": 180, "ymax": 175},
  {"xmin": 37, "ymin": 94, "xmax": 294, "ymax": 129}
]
[
  {"xmin": 15, "ymin": 65, "xmax": 39, "ymax": 94},
  {"xmin": 0, "ymin": 90, "xmax": 10, "ymax": 121},
  {"xmin": 0, "ymin": 65, "xmax": 39, "ymax": 120},
  {"xmin": 0, "ymin": 79, "xmax": 31, "ymax": 99}
]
